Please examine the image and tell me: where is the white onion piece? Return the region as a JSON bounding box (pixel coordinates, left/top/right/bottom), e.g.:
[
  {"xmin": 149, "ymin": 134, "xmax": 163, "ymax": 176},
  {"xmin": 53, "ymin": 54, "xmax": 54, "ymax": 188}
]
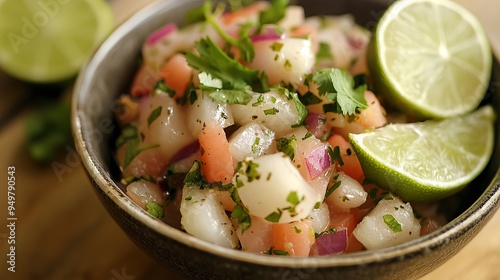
[
  {"xmin": 248, "ymin": 38, "xmax": 314, "ymax": 85},
  {"xmin": 230, "ymin": 89, "xmax": 301, "ymax": 136},
  {"xmin": 235, "ymin": 153, "xmax": 319, "ymax": 223},
  {"xmin": 353, "ymin": 195, "xmax": 421, "ymax": 250},
  {"xmin": 126, "ymin": 180, "xmax": 164, "ymax": 209},
  {"xmin": 187, "ymin": 90, "xmax": 234, "ymax": 137},
  {"xmin": 308, "ymin": 202, "xmax": 330, "ymax": 233},
  {"xmin": 325, "ymin": 172, "xmax": 367, "ymax": 209},
  {"xmin": 237, "ymin": 215, "xmax": 274, "ymax": 253},
  {"xmin": 228, "ymin": 122, "xmax": 276, "ymax": 162},
  {"xmin": 180, "ymin": 185, "xmax": 239, "ymax": 249},
  {"xmin": 138, "ymin": 92, "xmax": 196, "ymax": 164}
]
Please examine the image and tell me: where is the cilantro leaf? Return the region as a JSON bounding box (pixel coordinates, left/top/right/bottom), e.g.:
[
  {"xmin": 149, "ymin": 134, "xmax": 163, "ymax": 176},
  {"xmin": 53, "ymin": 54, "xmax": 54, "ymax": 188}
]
[
  {"xmin": 259, "ymin": 0, "xmax": 289, "ymax": 25},
  {"xmin": 208, "ymin": 90, "xmax": 253, "ymax": 105},
  {"xmin": 203, "ymin": 1, "xmax": 255, "ymax": 62},
  {"xmin": 311, "ymin": 68, "xmax": 368, "ymax": 116},
  {"xmin": 198, "ymin": 72, "xmax": 254, "ymax": 105},
  {"xmin": 185, "ymin": 37, "xmax": 260, "ymax": 90}
]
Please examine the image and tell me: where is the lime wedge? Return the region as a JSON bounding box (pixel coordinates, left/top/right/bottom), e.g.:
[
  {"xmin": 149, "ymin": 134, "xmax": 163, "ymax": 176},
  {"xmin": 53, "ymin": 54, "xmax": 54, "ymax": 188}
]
[
  {"xmin": 0, "ymin": 0, "xmax": 114, "ymax": 83},
  {"xmin": 348, "ymin": 105, "xmax": 495, "ymax": 202},
  {"xmin": 368, "ymin": 0, "xmax": 492, "ymax": 119}
]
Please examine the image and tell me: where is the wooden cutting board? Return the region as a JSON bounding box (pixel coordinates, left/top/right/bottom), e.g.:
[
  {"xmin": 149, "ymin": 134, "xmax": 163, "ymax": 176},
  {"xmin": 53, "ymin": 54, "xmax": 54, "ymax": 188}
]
[{"xmin": 0, "ymin": 1, "xmax": 499, "ymax": 279}]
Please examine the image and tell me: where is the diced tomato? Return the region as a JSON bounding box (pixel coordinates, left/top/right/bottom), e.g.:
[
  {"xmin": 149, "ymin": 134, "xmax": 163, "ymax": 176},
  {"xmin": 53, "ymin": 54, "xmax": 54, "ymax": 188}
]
[
  {"xmin": 327, "ymin": 134, "xmax": 364, "ymax": 182},
  {"xmin": 272, "ymin": 220, "xmax": 315, "ymax": 257},
  {"xmin": 198, "ymin": 122, "xmax": 235, "ymax": 184},
  {"xmin": 159, "ymin": 54, "xmax": 193, "ymax": 100}
]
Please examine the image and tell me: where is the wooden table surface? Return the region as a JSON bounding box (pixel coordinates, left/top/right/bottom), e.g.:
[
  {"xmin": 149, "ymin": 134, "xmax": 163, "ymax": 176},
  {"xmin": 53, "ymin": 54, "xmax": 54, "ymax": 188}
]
[{"xmin": 1, "ymin": 1, "xmax": 499, "ymax": 279}]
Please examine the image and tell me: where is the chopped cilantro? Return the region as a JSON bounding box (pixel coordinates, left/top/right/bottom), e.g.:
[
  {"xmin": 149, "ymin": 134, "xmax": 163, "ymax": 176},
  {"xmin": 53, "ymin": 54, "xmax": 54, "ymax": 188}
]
[
  {"xmin": 328, "ymin": 145, "xmax": 344, "ymax": 166},
  {"xmin": 276, "ymin": 136, "xmax": 297, "ymax": 160},
  {"xmin": 270, "ymin": 42, "xmax": 284, "ymax": 52},
  {"xmin": 118, "ymin": 125, "xmax": 159, "ymax": 169},
  {"xmin": 147, "ymin": 106, "xmax": 162, "ymax": 127},
  {"xmin": 383, "ymin": 214, "xmax": 402, "ymax": 233},
  {"xmin": 324, "ymin": 180, "xmax": 341, "ymax": 201},
  {"xmin": 264, "ymin": 107, "xmax": 279, "ymax": 115},
  {"xmin": 184, "ymin": 161, "xmax": 212, "ymax": 189},
  {"xmin": 299, "ymin": 91, "xmax": 322, "ymax": 106},
  {"xmin": 316, "ymin": 42, "xmax": 333, "ymax": 62},
  {"xmin": 310, "ymin": 68, "xmax": 368, "ymax": 116},
  {"xmin": 251, "ymin": 137, "xmax": 261, "ymax": 154},
  {"xmin": 203, "ymin": 1, "xmax": 255, "ymax": 62},
  {"xmin": 237, "ymin": 160, "xmax": 261, "ymax": 182},
  {"xmin": 265, "ymin": 209, "xmax": 282, "ymax": 223},
  {"xmin": 259, "ymin": 0, "xmax": 289, "ymax": 25},
  {"xmin": 231, "ymin": 204, "xmax": 252, "ymax": 232},
  {"xmin": 154, "ymin": 80, "xmax": 176, "ymax": 97},
  {"xmin": 302, "ymin": 131, "xmax": 314, "ymax": 140},
  {"xmin": 252, "ymin": 94, "xmax": 265, "ymax": 107},
  {"xmin": 208, "ymin": 89, "xmax": 253, "ymax": 105},
  {"xmin": 276, "ymin": 87, "xmax": 308, "ymax": 128},
  {"xmin": 185, "ymin": 37, "xmax": 260, "ymax": 90},
  {"xmin": 146, "ymin": 203, "xmax": 164, "ymax": 219}
]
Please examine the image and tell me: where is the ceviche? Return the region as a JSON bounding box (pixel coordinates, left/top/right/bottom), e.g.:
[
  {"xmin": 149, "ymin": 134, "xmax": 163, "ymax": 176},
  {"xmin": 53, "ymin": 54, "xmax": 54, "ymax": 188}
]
[{"xmin": 113, "ymin": 0, "xmax": 472, "ymax": 256}]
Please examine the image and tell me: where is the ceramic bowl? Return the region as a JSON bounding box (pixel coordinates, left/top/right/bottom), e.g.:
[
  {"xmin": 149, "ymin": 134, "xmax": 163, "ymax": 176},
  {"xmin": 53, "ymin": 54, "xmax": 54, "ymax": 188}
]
[{"xmin": 72, "ymin": 0, "xmax": 500, "ymax": 279}]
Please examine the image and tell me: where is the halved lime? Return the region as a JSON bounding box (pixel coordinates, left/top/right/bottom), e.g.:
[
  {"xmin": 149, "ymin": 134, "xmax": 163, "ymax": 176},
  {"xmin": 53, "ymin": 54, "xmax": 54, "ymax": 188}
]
[
  {"xmin": 0, "ymin": 0, "xmax": 114, "ymax": 83},
  {"xmin": 348, "ymin": 105, "xmax": 495, "ymax": 202},
  {"xmin": 368, "ymin": 0, "xmax": 492, "ymax": 119}
]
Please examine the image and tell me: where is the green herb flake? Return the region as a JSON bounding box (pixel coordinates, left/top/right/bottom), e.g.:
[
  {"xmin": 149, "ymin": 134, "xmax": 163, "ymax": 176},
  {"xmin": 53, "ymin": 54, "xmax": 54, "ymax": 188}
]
[
  {"xmin": 184, "ymin": 196, "xmax": 193, "ymax": 201},
  {"xmin": 324, "ymin": 180, "xmax": 341, "ymax": 201},
  {"xmin": 272, "ymin": 249, "xmax": 289, "ymax": 256},
  {"xmin": 123, "ymin": 138, "xmax": 160, "ymax": 170},
  {"xmin": 316, "ymin": 42, "xmax": 332, "ymax": 62},
  {"xmin": 328, "ymin": 145, "xmax": 344, "ymax": 166},
  {"xmin": 383, "ymin": 214, "xmax": 402, "ymax": 233},
  {"xmin": 265, "ymin": 209, "xmax": 282, "ymax": 223},
  {"xmin": 270, "ymin": 42, "xmax": 284, "ymax": 52},
  {"xmin": 146, "ymin": 202, "xmax": 164, "ymax": 219},
  {"xmin": 154, "ymin": 80, "xmax": 176, "ymax": 97},
  {"xmin": 147, "ymin": 106, "xmax": 162, "ymax": 127},
  {"xmin": 184, "ymin": 161, "xmax": 211, "ymax": 189},
  {"xmin": 252, "ymin": 94, "xmax": 265, "ymax": 107},
  {"xmin": 276, "ymin": 136, "xmax": 297, "ymax": 160},
  {"xmin": 231, "ymin": 204, "xmax": 252, "ymax": 233},
  {"xmin": 264, "ymin": 107, "xmax": 279, "ymax": 115},
  {"xmin": 302, "ymin": 131, "xmax": 314, "ymax": 140},
  {"xmin": 251, "ymin": 137, "xmax": 261, "ymax": 154},
  {"xmin": 208, "ymin": 89, "xmax": 253, "ymax": 105},
  {"xmin": 292, "ymin": 225, "xmax": 302, "ymax": 234},
  {"xmin": 259, "ymin": 0, "xmax": 289, "ymax": 25},
  {"xmin": 299, "ymin": 91, "xmax": 322, "ymax": 106}
]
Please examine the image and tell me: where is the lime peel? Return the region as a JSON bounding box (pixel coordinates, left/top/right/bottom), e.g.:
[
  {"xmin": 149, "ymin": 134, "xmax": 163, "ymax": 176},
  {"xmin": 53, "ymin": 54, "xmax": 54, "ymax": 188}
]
[{"xmin": 349, "ymin": 105, "xmax": 496, "ymax": 202}]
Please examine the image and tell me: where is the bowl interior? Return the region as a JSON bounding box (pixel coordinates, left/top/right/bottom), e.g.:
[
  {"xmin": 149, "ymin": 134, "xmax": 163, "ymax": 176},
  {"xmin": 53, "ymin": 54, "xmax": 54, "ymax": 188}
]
[{"xmin": 73, "ymin": 0, "xmax": 500, "ymax": 274}]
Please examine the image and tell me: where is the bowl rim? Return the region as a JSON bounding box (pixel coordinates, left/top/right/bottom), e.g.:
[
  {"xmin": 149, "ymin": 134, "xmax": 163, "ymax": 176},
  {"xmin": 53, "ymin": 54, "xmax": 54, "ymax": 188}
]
[{"xmin": 72, "ymin": 0, "xmax": 500, "ymax": 269}]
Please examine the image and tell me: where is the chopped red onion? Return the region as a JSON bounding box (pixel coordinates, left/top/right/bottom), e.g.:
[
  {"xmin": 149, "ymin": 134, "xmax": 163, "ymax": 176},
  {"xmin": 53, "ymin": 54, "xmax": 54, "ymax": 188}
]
[
  {"xmin": 251, "ymin": 26, "xmax": 283, "ymax": 42},
  {"xmin": 305, "ymin": 112, "xmax": 327, "ymax": 139},
  {"xmin": 305, "ymin": 145, "xmax": 332, "ymax": 180},
  {"xmin": 147, "ymin": 23, "xmax": 177, "ymax": 45},
  {"xmin": 316, "ymin": 228, "xmax": 348, "ymax": 255}
]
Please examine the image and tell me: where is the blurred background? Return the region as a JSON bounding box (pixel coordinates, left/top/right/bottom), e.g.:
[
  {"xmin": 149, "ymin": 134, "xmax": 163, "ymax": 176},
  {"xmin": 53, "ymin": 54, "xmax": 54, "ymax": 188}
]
[{"xmin": 0, "ymin": 0, "xmax": 499, "ymax": 279}]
